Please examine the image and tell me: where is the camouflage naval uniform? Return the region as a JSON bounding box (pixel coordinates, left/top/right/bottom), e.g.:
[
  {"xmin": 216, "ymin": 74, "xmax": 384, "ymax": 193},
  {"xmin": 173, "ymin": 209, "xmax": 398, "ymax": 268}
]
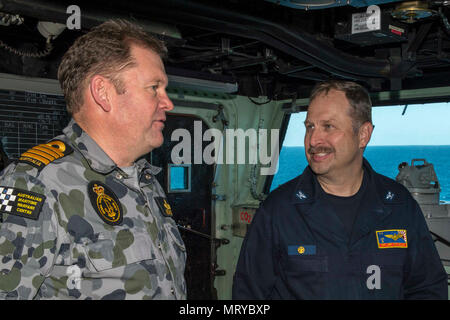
[{"xmin": 0, "ymin": 119, "xmax": 186, "ymax": 299}]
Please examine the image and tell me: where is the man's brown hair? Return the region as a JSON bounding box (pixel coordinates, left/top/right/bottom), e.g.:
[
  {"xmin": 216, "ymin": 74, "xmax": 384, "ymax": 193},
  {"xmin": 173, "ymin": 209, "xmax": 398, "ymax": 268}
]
[
  {"xmin": 309, "ymin": 80, "xmax": 372, "ymax": 133},
  {"xmin": 58, "ymin": 19, "xmax": 167, "ymax": 115}
]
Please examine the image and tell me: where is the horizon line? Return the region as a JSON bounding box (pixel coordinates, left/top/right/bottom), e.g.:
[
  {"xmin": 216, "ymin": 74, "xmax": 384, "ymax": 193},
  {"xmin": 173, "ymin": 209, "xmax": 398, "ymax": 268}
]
[{"xmin": 283, "ymin": 144, "xmax": 450, "ymax": 147}]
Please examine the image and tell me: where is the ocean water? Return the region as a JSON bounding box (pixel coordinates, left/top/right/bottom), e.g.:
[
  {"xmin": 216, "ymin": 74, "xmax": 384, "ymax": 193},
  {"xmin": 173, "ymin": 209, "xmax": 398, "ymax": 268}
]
[{"xmin": 271, "ymin": 145, "xmax": 450, "ymax": 202}]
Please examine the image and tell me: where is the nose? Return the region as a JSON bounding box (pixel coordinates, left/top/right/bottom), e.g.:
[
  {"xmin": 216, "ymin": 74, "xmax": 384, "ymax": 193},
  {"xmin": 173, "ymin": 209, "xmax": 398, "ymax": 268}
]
[
  {"xmin": 159, "ymin": 91, "xmax": 174, "ymax": 111},
  {"xmin": 305, "ymin": 127, "xmax": 323, "ymax": 147}
]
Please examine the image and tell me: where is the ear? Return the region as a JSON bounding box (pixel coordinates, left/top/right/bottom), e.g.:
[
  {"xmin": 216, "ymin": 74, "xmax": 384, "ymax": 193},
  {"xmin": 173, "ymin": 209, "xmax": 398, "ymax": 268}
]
[
  {"xmin": 358, "ymin": 121, "xmax": 374, "ymax": 149},
  {"xmin": 89, "ymin": 75, "xmax": 113, "ymax": 112}
]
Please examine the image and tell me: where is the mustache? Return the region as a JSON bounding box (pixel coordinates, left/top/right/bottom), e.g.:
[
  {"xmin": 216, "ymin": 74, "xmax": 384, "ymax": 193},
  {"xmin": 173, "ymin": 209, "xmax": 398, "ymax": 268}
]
[{"xmin": 307, "ymin": 146, "xmax": 334, "ymax": 154}]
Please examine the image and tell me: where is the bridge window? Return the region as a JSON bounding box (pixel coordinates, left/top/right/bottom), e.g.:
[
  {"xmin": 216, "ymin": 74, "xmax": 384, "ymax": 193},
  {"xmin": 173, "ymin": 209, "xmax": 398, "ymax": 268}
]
[{"xmin": 271, "ymin": 102, "xmax": 450, "ymax": 202}]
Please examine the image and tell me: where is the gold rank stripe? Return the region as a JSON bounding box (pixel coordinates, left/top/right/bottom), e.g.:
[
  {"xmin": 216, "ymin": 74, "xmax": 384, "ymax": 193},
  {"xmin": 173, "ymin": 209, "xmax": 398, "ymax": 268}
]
[
  {"xmin": 21, "ymin": 152, "xmax": 50, "ymax": 165},
  {"xmin": 23, "ymin": 144, "xmax": 67, "ymax": 163},
  {"xmin": 18, "ymin": 156, "xmax": 44, "ymax": 167},
  {"xmin": 34, "ymin": 145, "xmax": 64, "ymax": 158},
  {"xmin": 18, "ymin": 140, "xmax": 72, "ymax": 170},
  {"xmin": 26, "ymin": 149, "xmax": 56, "ymax": 162}
]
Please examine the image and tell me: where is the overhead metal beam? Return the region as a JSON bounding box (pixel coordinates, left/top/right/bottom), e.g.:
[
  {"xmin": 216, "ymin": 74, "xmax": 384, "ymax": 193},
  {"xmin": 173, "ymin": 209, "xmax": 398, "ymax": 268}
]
[{"xmin": 0, "ymin": 0, "xmax": 392, "ymax": 80}]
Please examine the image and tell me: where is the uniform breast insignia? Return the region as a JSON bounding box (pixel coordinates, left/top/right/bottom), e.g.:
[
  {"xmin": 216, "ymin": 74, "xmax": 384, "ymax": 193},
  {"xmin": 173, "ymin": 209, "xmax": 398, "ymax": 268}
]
[
  {"xmin": 385, "ymin": 191, "xmax": 395, "ymax": 201},
  {"xmin": 87, "ymin": 181, "xmax": 123, "ymax": 226},
  {"xmin": 0, "ymin": 186, "xmax": 46, "ymax": 220},
  {"xmin": 288, "ymin": 245, "xmax": 316, "ymax": 255},
  {"xmin": 18, "ymin": 140, "xmax": 73, "ymax": 170},
  {"xmin": 155, "ymin": 197, "xmax": 173, "ymax": 217},
  {"xmin": 376, "ymin": 229, "xmax": 407, "ymax": 248},
  {"xmin": 296, "ymin": 190, "xmax": 308, "ymax": 200}
]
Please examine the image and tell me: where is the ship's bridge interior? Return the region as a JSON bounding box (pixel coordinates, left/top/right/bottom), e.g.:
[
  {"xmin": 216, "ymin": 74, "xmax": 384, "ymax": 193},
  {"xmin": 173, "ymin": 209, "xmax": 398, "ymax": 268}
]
[{"xmin": 0, "ymin": 0, "xmax": 448, "ymax": 299}]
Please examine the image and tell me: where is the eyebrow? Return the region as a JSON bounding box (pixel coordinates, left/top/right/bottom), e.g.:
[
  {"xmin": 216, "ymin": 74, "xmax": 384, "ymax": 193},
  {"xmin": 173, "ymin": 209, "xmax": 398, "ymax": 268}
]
[
  {"xmin": 146, "ymin": 79, "xmax": 169, "ymax": 88},
  {"xmin": 147, "ymin": 79, "xmax": 162, "ymax": 85},
  {"xmin": 304, "ymin": 119, "xmax": 336, "ymax": 125}
]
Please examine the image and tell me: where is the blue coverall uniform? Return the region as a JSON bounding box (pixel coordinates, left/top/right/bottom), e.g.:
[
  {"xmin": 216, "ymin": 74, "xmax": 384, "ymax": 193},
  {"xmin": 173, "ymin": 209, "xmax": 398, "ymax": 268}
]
[{"xmin": 233, "ymin": 159, "xmax": 448, "ymax": 299}]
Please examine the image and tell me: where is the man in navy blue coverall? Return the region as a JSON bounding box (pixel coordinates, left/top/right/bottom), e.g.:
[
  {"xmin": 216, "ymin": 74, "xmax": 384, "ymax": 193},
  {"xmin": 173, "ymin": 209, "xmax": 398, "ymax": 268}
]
[{"xmin": 233, "ymin": 80, "xmax": 448, "ymax": 299}]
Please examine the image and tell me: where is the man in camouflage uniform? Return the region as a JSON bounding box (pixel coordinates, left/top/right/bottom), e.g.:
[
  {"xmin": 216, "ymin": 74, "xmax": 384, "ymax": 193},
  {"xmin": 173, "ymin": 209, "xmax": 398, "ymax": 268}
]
[{"xmin": 0, "ymin": 20, "xmax": 186, "ymax": 299}]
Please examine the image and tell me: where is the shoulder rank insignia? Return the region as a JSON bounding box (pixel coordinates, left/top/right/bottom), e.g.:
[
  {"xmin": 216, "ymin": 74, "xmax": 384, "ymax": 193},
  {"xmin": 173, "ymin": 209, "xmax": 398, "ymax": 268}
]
[
  {"xmin": 87, "ymin": 181, "xmax": 123, "ymax": 226},
  {"xmin": 0, "ymin": 186, "xmax": 46, "ymax": 220},
  {"xmin": 18, "ymin": 140, "xmax": 73, "ymax": 170},
  {"xmin": 155, "ymin": 197, "xmax": 173, "ymax": 217},
  {"xmin": 376, "ymin": 229, "xmax": 407, "ymax": 248}
]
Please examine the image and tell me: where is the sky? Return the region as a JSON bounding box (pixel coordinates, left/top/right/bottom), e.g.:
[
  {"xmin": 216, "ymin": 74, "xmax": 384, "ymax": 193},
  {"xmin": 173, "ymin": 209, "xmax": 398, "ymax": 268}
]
[{"xmin": 283, "ymin": 102, "xmax": 450, "ymax": 147}]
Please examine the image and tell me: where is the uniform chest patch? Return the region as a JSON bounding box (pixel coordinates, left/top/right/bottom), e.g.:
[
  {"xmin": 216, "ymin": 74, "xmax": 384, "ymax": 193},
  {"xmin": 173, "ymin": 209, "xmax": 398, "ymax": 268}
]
[
  {"xmin": 0, "ymin": 186, "xmax": 46, "ymax": 220},
  {"xmin": 376, "ymin": 229, "xmax": 407, "ymax": 248},
  {"xmin": 87, "ymin": 181, "xmax": 123, "ymax": 226},
  {"xmin": 288, "ymin": 245, "xmax": 316, "ymax": 255},
  {"xmin": 154, "ymin": 197, "xmax": 173, "ymax": 217},
  {"xmin": 18, "ymin": 140, "xmax": 73, "ymax": 170}
]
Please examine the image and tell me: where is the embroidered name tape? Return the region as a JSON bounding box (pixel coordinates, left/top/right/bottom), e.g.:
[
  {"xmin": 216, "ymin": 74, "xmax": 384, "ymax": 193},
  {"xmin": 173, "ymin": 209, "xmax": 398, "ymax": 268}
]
[
  {"xmin": 0, "ymin": 186, "xmax": 46, "ymax": 220},
  {"xmin": 288, "ymin": 245, "xmax": 316, "ymax": 255},
  {"xmin": 376, "ymin": 229, "xmax": 407, "ymax": 248}
]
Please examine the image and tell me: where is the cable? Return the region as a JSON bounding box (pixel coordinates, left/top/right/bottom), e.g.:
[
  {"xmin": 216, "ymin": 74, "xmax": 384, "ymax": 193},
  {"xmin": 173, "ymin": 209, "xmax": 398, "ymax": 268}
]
[
  {"xmin": 248, "ymin": 96, "xmax": 272, "ymax": 105},
  {"xmin": 0, "ymin": 37, "xmax": 53, "ymax": 58},
  {"xmin": 0, "ymin": 12, "xmax": 24, "ymax": 26},
  {"xmin": 248, "ymin": 74, "xmax": 272, "ymax": 105},
  {"xmin": 430, "ymin": 231, "xmax": 450, "ymax": 247},
  {"xmin": 439, "ymin": 7, "xmax": 450, "ymax": 34}
]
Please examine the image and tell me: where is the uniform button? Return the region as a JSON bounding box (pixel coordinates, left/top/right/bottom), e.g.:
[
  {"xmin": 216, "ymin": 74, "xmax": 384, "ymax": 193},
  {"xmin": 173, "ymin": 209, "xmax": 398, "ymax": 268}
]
[
  {"xmin": 171, "ymin": 288, "xmax": 175, "ymax": 294},
  {"xmin": 116, "ymin": 172, "xmax": 123, "ymax": 180},
  {"xmin": 145, "ymin": 174, "xmax": 151, "ymax": 181}
]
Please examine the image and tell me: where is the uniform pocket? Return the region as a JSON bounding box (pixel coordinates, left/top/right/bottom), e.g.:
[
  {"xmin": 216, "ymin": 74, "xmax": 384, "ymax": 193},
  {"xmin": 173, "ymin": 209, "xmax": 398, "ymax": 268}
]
[
  {"xmin": 84, "ymin": 230, "xmax": 156, "ymax": 272},
  {"xmin": 163, "ymin": 222, "xmax": 186, "ymax": 252},
  {"xmin": 371, "ymin": 251, "xmax": 406, "ymax": 267},
  {"xmin": 284, "ymin": 255, "xmax": 328, "ymax": 298},
  {"xmin": 361, "ymin": 250, "xmax": 406, "ymax": 298},
  {"xmin": 363, "ymin": 250, "xmax": 406, "ymax": 271},
  {"xmin": 287, "ymin": 255, "xmax": 328, "ymax": 272}
]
